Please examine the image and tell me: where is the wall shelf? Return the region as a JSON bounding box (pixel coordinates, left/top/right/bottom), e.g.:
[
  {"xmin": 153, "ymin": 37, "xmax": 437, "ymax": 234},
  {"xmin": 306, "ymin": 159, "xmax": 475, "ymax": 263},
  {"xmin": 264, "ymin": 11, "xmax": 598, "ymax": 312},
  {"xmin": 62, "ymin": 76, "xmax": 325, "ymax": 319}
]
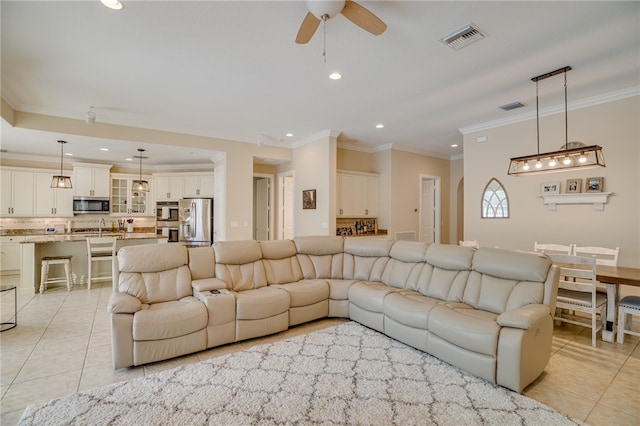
[{"xmin": 539, "ymin": 192, "xmax": 612, "ymax": 211}]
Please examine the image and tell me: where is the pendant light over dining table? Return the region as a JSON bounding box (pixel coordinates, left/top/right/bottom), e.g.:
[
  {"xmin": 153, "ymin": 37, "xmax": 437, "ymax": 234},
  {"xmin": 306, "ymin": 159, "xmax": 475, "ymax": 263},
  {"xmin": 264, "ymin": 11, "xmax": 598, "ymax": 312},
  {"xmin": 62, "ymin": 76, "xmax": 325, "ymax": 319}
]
[
  {"xmin": 132, "ymin": 149, "xmax": 149, "ymax": 192},
  {"xmin": 51, "ymin": 140, "xmax": 72, "ymax": 189},
  {"xmin": 508, "ymin": 66, "xmax": 605, "ymax": 176}
]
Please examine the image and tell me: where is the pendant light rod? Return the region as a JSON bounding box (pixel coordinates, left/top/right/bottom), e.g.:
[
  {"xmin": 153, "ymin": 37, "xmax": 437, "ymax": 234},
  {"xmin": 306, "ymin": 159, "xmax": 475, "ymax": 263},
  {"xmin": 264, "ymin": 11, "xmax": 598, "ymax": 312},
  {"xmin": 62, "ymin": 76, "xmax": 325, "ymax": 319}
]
[
  {"xmin": 531, "ymin": 66, "xmax": 572, "ymax": 82},
  {"xmin": 59, "ymin": 140, "xmax": 65, "ymax": 175}
]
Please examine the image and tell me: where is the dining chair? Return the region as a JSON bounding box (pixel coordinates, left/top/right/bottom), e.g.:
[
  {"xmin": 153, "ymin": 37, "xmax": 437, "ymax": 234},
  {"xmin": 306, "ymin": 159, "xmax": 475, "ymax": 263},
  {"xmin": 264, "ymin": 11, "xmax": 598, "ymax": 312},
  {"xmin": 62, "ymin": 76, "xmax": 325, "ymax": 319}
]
[
  {"xmin": 573, "ymin": 246, "xmax": 619, "ymax": 266},
  {"xmin": 616, "ymin": 295, "xmax": 640, "ymax": 344},
  {"xmin": 459, "ymin": 240, "xmax": 479, "ymax": 249},
  {"xmin": 87, "ymin": 237, "xmax": 117, "ymax": 289},
  {"xmin": 533, "ymin": 242, "xmax": 573, "ymax": 255},
  {"xmin": 548, "ymin": 253, "xmax": 606, "ymax": 347}
]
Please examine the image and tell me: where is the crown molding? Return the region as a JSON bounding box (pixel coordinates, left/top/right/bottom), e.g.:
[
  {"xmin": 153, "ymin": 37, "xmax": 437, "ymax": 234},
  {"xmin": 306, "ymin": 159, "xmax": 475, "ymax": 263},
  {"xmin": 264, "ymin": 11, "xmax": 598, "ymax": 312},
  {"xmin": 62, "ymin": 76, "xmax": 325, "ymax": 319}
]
[
  {"xmin": 291, "ymin": 129, "xmax": 342, "ymax": 149},
  {"xmin": 459, "ymin": 86, "xmax": 640, "ymax": 135}
]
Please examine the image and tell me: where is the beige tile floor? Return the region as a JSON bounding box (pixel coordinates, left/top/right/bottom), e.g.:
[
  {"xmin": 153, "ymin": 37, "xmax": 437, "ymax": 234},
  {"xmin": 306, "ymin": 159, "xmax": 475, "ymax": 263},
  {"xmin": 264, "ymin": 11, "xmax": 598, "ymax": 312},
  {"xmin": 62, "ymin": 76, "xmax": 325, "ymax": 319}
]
[{"xmin": 1, "ymin": 274, "xmax": 639, "ymax": 425}]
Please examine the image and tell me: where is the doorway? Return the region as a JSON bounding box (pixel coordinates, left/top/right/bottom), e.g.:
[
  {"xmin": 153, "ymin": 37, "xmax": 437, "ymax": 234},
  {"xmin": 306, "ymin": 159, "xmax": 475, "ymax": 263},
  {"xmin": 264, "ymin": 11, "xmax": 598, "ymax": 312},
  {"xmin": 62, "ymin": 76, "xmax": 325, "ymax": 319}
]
[
  {"xmin": 253, "ymin": 174, "xmax": 273, "ymax": 241},
  {"xmin": 278, "ymin": 172, "xmax": 294, "ymax": 240},
  {"xmin": 418, "ymin": 175, "xmax": 441, "ymax": 244}
]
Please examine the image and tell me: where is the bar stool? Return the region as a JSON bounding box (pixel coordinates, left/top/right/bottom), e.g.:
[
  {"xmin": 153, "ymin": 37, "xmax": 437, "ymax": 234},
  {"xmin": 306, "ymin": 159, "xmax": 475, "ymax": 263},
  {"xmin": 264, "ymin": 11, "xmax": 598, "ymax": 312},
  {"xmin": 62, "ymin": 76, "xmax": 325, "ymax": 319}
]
[
  {"xmin": 87, "ymin": 237, "xmax": 117, "ymax": 289},
  {"xmin": 617, "ymin": 295, "xmax": 640, "ymax": 344},
  {"xmin": 40, "ymin": 255, "xmax": 73, "ymax": 293}
]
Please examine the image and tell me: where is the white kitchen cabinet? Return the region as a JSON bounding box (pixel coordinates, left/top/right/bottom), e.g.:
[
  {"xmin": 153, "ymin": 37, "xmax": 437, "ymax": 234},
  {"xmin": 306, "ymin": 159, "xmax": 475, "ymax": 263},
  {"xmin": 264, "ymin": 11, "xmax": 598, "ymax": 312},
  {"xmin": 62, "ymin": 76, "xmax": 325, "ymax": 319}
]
[
  {"xmin": 73, "ymin": 164, "xmax": 111, "ymax": 197},
  {"xmin": 0, "ymin": 236, "xmax": 25, "ymax": 274},
  {"xmin": 183, "ymin": 173, "xmax": 214, "ymax": 197},
  {"xmin": 154, "ymin": 175, "xmax": 183, "ymax": 201},
  {"xmin": 1, "ymin": 169, "xmax": 34, "ymax": 216},
  {"xmin": 33, "ymin": 172, "xmax": 74, "ymax": 216},
  {"xmin": 111, "ymin": 174, "xmax": 153, "ymax": 216},
  {"xmin": 336, "ymin": 171, "xmax": 379, "ymax": 218}
]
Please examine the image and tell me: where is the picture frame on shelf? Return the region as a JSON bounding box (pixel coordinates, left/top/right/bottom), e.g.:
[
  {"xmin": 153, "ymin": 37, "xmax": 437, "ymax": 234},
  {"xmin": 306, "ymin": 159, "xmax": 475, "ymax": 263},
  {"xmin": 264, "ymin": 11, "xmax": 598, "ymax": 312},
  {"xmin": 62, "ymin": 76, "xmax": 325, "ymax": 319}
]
[
  {"xmin": 565, "ymin": 178, "xmax": 582, "ymax": 194},
  {"xmin": 540, "ymin": 182, "xmax": 560, "ymax": 194},
  {"xmin": 302, "ymin": 189, "xmax": 316, "ymax": 210},
  {"xmin": 585, "ymin": 177, "xmax": 604, "ymax": 193}
]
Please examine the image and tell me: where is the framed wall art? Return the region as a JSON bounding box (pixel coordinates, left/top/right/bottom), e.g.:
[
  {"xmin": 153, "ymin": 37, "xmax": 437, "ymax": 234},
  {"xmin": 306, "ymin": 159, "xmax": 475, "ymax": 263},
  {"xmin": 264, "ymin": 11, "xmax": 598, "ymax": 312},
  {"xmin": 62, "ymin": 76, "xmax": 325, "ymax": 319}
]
[
  {"xmin": 565, "ymin": 178, "xmax": 582, "ymax": 193},
  {"xmin": 540, "ymin": 182, "xmax": 560, "ymax": 195},
  {"xmin": 302, "ymin": 189, "xmax": 316, "ymax": 209},
  {"xmin": 585, "ymin": 177, "xmax": 604, "ymax": 193}
]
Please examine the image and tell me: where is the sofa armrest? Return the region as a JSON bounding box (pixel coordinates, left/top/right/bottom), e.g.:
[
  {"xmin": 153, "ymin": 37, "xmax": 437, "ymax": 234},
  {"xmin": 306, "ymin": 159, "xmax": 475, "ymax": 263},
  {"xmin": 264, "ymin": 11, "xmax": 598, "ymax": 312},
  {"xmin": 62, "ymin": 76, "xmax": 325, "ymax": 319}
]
[
  {"xmin": 192, "ymin": 277, "xmax": 228, "ymax": 293},
  {"xmin": 497, "ymin": 304, "xmax": 550, "ymax": 330},
  {"xmin": 108, "ymin": 292, "xmax": 142, "ymax": 314}
]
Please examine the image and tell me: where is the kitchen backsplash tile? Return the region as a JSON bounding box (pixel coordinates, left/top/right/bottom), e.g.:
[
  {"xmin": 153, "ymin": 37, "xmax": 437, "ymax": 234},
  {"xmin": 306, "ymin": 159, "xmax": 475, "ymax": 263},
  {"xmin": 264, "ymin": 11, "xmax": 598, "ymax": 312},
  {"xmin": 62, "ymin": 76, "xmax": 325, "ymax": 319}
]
[{"xmin": 0, "ymin": 215, "xmax": 155, "ymax": 235}]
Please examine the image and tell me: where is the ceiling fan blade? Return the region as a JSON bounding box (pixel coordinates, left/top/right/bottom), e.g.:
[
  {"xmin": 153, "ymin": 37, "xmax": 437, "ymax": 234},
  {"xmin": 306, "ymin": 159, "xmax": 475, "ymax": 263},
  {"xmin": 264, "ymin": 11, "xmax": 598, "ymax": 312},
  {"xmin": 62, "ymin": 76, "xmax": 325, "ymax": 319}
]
[
  {"xmin": 295, "ymin": 12, "xmax": 321, "ymax": 44},
  {"xmin": 341, "ymin": 0, "xmax": 387, "ymax": 36}
]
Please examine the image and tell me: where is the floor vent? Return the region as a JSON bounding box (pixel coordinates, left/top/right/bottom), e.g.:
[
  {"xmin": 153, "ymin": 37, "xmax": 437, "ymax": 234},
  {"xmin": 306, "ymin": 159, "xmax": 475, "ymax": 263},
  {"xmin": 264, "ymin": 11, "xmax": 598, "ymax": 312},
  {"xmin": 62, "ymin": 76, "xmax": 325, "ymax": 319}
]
[
  {"xmin": 395, "ymin": 231, "xmax": 416, "ymax": 241},
  {"xmin": 440, "ymin": 24, "xmax": 487, "ymax": 50}
]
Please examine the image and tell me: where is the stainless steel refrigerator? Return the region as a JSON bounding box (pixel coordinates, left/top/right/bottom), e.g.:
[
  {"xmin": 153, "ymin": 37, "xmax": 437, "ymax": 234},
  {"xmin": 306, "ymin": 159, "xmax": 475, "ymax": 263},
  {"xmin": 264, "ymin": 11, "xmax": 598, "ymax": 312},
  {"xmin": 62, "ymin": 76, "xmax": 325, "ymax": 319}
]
[{"xmin": 178, "ymin": 198, "xmax": 214, "ymax": 244}]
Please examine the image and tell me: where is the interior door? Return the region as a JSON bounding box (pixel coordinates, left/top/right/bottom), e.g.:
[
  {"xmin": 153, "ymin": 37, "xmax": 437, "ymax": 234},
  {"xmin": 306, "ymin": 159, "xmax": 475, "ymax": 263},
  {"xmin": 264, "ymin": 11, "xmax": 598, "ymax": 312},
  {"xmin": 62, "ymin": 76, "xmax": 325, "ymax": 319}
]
[
  {"xmin": 420, "ymin": 177, "xmax": 438, "ymax": 244},
  {"xmin": 281, "ymin": 175, "xmax": 294, "ymax": 240},
  {"xmin": 254, "ymin": 177, "xmax": 270, "ymax": 241}
]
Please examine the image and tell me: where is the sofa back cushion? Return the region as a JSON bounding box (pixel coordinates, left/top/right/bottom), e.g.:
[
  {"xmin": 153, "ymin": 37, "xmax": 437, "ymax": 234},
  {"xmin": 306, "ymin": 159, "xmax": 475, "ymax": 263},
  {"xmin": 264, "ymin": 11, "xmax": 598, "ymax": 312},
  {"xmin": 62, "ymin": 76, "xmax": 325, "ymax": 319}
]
[
  {"xmin": 213, "ymin": 240, "xmax": 267, "ymax": 291},
  {"xmin": 415, "ymin": 244, "xmax": 474, "ymax": 300},
  {"xmin": 343, "ymin": 237, "xmax": 393, "ymax": 281},
  {"xmin": 462, "ymin": 247, "xmax": 552, "ymax": 314},
  {"xmin": 260, "ymin": 240, "xmax": 303, "ymax": 284},
  {"xmin": 117, "ymin": 244, "xmax": 192, "ymax": 304},
  {"xmin": 188, "ymin": 247, "xmax": 215, "ymax": 280},
  {"xmin": 294, "ymin": 236, "xmax": 344, "ymax": 279},
  {"xmin": 381, "ymin": 241, "xmax": 428, "ymax": 289}
]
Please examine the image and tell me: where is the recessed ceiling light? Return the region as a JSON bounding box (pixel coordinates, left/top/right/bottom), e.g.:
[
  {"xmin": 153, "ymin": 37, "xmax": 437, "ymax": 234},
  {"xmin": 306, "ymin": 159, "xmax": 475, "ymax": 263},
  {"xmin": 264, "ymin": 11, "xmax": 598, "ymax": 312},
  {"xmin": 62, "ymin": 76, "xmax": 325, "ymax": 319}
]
[
  {"xmin": 451, "ymin": 144, "xmax": 459, "ymax": 148},
  {"xmin": 101, "ymin": 0, "xmax": 124, "ymax": 10},
  {"xmin": 286, "ymin": 133, "xmax": 293, "ymax": 137},
  {"xmin": 329, "ymin": 72, "xmax": 342, "ymax": 80},
  {"xmin": 100, "ymin": 148, "xmax": 109, "ymax": 151},
  {"xmin": 375, "ymin": 124, "xmax": 384, "ymax": 129},
  {"xmin": 125, "ymin": 158, "xmax": 133, "ymax": 161},
  {"xmin": 65, "ymin": 152, "xmax": 74, "ymax": 156}
]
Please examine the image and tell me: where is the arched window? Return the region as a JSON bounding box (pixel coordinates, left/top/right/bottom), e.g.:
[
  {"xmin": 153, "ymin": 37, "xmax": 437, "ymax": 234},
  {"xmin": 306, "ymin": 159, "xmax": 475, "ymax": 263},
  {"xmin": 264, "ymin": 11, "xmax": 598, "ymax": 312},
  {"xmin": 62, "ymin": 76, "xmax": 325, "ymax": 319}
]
[{"xmin": 482, "ymin": 178, "xmax": 509, "ymax": 218}]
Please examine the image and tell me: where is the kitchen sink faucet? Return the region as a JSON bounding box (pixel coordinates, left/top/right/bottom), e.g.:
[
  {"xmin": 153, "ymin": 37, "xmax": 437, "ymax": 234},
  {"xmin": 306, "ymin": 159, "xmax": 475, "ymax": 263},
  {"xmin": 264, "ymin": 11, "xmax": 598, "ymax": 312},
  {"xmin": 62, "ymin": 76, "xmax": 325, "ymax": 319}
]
[{"xmin": 99, "ymin": 218, "xmax": 106, "ymax": 237}]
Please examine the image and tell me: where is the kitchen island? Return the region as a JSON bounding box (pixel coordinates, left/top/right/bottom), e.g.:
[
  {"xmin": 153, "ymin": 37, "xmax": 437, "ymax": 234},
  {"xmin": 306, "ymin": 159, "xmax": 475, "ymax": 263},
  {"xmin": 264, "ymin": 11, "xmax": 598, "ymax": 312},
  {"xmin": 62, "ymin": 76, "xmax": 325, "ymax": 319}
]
[{"xmin": 20, "ymin": 233, "xmax": 164, "ymax": 293}]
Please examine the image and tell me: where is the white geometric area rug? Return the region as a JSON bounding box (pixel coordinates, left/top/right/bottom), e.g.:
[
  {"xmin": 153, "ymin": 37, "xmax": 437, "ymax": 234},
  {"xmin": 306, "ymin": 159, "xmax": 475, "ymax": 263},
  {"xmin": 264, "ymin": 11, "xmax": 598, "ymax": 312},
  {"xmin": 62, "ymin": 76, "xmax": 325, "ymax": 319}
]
[{"xmin": 19, "ymin": 322, "xmax": 582, "ymax": 426}]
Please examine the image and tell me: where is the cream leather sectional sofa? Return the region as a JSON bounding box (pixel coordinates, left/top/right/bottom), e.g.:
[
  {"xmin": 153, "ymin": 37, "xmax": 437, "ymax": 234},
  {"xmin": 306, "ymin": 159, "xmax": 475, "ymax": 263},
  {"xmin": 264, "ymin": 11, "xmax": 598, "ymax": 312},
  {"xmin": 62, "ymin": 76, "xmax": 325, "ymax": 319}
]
[{"xmin": 108, "ymin": 236, "xmax": 559, "ymax": 393}]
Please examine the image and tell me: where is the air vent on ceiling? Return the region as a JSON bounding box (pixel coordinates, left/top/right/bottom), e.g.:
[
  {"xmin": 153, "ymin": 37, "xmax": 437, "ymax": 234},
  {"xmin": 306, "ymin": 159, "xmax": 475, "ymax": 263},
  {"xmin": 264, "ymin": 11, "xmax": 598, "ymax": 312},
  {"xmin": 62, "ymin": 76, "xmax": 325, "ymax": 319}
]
[
  {"xmin": 440, "ymin": 24, "xmax": 487, "ymax": 50},
  {"xmin": 499, "ymin": 101, "xmax": 526, "ymax": 111}
]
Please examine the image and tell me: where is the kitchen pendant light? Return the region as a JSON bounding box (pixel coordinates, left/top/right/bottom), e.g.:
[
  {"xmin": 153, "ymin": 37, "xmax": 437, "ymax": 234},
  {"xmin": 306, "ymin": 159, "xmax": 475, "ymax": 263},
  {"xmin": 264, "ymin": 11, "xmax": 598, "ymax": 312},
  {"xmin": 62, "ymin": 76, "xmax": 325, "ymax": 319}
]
[
  {"xmin": 508, "ymin": 66, "xmax": 605, "ymax": 176},
  {"xmin": 132, "ymin": 149, "xmax": 149, "ymax": 192},
  {"xmin": 51, "ymin": 140, "xmax": 73, "ymax": 189}
]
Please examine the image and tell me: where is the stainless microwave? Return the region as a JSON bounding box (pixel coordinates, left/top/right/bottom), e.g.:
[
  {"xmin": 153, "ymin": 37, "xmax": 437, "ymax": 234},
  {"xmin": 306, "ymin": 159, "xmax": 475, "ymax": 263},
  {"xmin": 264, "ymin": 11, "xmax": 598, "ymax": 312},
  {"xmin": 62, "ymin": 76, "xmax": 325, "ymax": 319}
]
[{"xmin": 73, "ymin": 197, "xmax": 110, "ymax": 214}]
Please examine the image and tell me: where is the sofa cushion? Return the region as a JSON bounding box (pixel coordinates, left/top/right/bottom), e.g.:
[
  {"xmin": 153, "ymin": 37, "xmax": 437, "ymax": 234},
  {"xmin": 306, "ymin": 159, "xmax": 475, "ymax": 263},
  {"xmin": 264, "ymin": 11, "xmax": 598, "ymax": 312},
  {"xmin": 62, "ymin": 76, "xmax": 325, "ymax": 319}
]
[
  {"xmin": 118, "ymin": 243, "xmax": 188, "ymax": 273},
  {"xmin": 326, "ymin": 279, "xmax": 356, "ymax": 300},
  {"xmin": 132, "ymin": 296, "xmax": 207, "ymax": 341},
  {"xmin": 472, "ymin": 247, "xmax": 551, "ymax": 283},
  {"xmin": 380, "ymin": 241, "xmax": 428, "ymax": 289},
  {"xmin": 270, "ymin": 279, "xmax": 329, "ymax": 308},
  {"xmin": 343, "ymin": 238, "xmax": 393, "ymax": 281},
  {"xmin": 188, "ymin": 247, "xmax": 215, "ymax": 280},
  {"xmin": 294, "ymin": 236, "xmax": 345, "ymax": 280},
  {"xmin": 349, "ymin": 281, "xmax": 400, "ymax": 313},
  {"xmin": 383, "ymin": 291, "xmax": 440, "ymax": 329},
  {"xmin": 216, "ymin": 262, "xmax": 267, "ymax": 291},
  {"xmin": 424, "ymin": 244, "xmax": 474, "ymax": 271},
  {"xmin": 119, "ymin": 265, "xmax": 193, "ymax": 304},
  {"xmin": 463, "ymin": 272, "xmax": 544, "ymax": 314},
  {"xmin": 416, "ymin": 264, "xmax": 470, "ymax": 303},
  {"xmin": 428, "ymin": 305, "xmax": 500, "ymax": 356},
  {"xmin": 214, "ymin": 240, "xmax": 262, "ymax": 264},
  {"xmin": 261, "ymin": 240, "xmax": 303, "ymax": 284},
  {"xmin": 235, "ymin": 287, "xmax": 290, "ymax": 320},
  {"xmin": 294, "ymin": 236, "xmax": 345, "ymax": 255}
]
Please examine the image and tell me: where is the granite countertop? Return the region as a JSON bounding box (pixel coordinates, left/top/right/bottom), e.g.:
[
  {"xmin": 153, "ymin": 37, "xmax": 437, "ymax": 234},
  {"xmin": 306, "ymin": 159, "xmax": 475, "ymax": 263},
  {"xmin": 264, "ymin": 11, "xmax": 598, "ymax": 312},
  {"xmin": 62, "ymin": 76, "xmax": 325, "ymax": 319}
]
[{"xmin": 23, "ymin": 232, "xmax": 161, "ymax": 243}]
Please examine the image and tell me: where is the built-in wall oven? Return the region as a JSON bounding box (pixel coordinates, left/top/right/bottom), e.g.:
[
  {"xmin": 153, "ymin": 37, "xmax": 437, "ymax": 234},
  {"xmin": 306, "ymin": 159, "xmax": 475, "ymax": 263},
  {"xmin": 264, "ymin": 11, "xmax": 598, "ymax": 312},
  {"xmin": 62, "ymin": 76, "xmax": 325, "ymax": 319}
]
[{"xmin": 156, "ymin": 201, "xmax": 179, "ymax": 242}]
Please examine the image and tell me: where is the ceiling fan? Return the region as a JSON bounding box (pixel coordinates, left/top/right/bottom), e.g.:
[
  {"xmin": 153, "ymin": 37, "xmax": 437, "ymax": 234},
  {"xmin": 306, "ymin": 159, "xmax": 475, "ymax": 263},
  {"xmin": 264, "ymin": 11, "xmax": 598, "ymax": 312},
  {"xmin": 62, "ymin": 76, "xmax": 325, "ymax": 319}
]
[{"xmin": 295, "ymin": 0, "xmax": 387, "ymax": 44}]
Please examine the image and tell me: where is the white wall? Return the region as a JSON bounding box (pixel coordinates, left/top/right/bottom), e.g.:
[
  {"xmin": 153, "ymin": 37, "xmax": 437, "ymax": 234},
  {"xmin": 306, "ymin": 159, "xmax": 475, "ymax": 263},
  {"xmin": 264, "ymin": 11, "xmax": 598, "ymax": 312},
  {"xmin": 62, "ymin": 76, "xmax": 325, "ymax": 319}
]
[
  {"xmin": 292, "ymin": 131, "xmax": 338, "ymax": 237},
  {"xmin": 463, "ymin": 96, "xmax": 640, "ymax": 269}
]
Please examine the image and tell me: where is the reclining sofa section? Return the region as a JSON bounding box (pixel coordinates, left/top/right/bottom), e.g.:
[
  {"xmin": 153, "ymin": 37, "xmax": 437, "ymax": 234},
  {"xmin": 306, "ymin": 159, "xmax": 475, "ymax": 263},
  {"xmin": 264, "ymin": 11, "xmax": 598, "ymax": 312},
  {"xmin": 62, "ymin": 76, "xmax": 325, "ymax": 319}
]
[{"xmin": 109, "ymin": 236, "xmax": 559, "ymax": 393}]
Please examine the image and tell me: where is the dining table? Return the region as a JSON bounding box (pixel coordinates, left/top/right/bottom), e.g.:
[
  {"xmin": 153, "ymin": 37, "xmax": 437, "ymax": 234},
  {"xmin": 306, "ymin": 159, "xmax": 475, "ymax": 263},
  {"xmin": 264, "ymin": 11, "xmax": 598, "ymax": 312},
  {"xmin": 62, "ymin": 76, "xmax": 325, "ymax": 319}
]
[{"xmin": 595, "ymin": 265, "xmax": 640, "ymax": 342}]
